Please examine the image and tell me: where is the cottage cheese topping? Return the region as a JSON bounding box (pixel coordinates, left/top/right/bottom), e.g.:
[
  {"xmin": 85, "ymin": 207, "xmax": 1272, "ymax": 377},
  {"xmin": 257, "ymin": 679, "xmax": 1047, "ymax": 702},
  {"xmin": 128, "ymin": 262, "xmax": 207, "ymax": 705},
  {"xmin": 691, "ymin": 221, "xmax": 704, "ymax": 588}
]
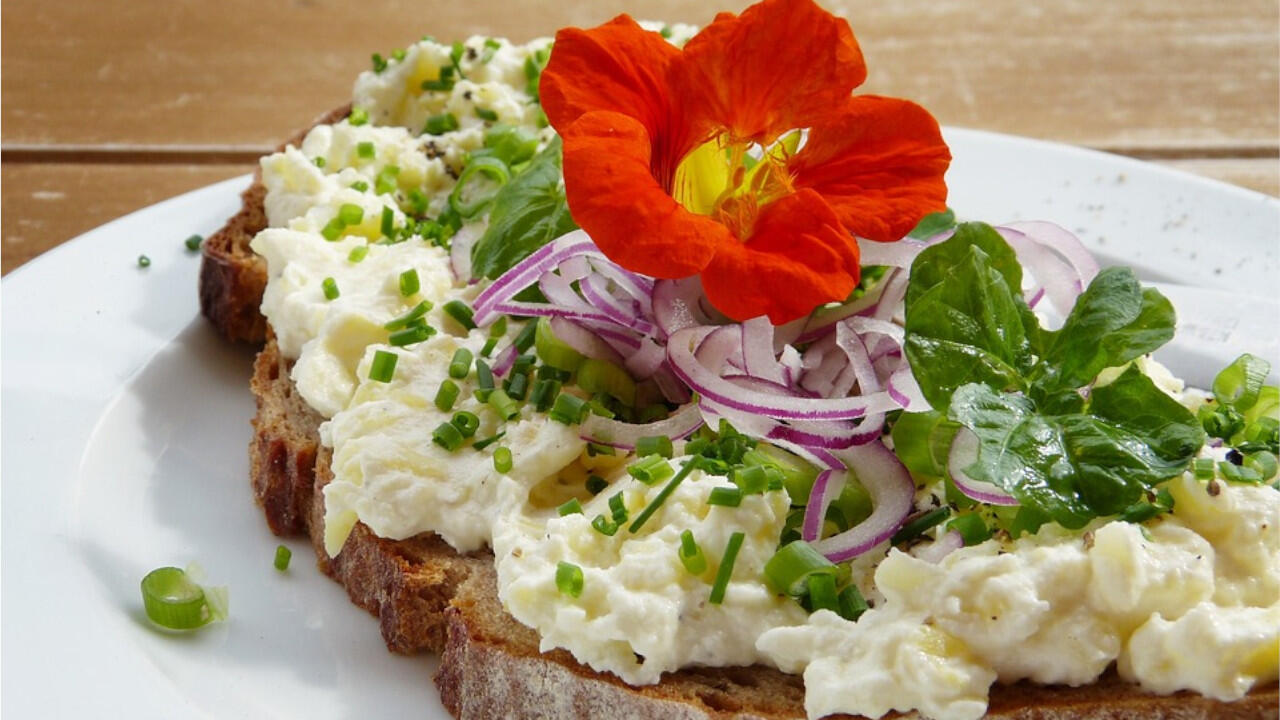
[{"xmin": 494, "ymin": 466, "xmax": 808, "ymax": 685}]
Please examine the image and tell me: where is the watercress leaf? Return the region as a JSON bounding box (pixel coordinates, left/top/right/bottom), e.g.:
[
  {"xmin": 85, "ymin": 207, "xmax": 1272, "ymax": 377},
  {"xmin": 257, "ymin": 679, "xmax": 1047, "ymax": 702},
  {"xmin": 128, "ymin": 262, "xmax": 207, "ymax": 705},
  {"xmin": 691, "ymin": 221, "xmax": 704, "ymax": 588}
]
[
  {"xmin": 1212, "ymin": 353, "xmax": 1272, "ymax": 411},
  {"xmin": 1090, "ymin": 364, "xmax": 1206, "ymax": 464},
  {"xmin": 907, "ymin": 208, "xmax": 957, "ymax": 239},
  {"xmin": 905, "ymin": 222, "xmax": 1024, "ymax": 313},
  {"xmin": 905, "ymin": 245, "xmax": 1032, "ymax": 410},
  {"xmin": 1035, "ymin": 267, "xmax": 1176, "ymax": 392},
  {"xmin": 470, "ymin": 137, "xmax": 578, "ymax": 279}
]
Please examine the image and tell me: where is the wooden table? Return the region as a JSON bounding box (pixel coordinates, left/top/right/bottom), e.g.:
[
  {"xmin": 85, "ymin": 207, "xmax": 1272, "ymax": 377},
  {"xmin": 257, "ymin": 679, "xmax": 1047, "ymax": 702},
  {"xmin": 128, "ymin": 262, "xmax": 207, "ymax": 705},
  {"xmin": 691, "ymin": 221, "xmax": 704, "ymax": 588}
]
[{"xmin": 3, "ymin": 0, "xmax": 1276, "ymax": 276}]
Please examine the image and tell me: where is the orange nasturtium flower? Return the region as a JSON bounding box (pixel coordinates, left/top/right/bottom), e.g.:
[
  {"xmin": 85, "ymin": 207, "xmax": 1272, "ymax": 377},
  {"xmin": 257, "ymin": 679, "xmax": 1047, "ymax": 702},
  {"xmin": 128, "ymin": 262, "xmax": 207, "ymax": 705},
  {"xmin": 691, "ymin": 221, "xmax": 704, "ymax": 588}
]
[{"xmin": 540, "ymin": 0, "xmax": 951, "ymax": 324}]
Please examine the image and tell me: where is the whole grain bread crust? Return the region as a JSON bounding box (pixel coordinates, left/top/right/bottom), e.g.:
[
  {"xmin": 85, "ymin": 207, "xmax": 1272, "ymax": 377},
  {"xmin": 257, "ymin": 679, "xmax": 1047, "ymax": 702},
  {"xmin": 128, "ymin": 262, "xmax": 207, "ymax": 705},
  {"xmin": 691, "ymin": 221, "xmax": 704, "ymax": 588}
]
[{"xmin": 223, "ymin": 112, "xmax": 1278, "ymax": 719}]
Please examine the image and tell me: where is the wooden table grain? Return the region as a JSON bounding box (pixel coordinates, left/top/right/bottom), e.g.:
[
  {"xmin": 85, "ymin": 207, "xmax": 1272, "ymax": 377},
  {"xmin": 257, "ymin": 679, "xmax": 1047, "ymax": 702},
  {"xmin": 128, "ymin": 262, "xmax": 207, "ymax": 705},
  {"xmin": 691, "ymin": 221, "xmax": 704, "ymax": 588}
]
[{"xmin": 3, "ymin": 0, "xmax": 1277, "ymax": 275}]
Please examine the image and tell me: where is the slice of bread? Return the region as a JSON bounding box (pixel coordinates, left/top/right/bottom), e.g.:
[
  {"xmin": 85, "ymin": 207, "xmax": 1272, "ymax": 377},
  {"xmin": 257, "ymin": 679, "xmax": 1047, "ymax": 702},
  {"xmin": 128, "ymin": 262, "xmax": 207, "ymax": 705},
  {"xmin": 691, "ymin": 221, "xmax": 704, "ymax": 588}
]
[{"xmin": 210, "ymin": 111, "xmax": 1278, "ymax": 720}]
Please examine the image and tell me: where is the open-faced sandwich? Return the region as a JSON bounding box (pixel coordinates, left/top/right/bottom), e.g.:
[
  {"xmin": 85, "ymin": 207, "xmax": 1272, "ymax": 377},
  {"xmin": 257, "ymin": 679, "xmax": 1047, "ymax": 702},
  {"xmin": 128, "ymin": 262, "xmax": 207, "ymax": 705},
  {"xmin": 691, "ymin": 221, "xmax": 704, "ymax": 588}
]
[{"xmin": 199, "ymin": 1, "xmax": 1280, "ymax": 717}]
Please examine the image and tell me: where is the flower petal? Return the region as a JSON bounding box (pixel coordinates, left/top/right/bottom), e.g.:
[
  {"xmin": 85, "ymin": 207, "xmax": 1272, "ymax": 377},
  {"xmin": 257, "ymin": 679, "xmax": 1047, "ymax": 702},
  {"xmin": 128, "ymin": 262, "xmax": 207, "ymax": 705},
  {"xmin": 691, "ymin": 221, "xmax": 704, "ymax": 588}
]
[
  {"xmin": 561, "ymin": 110, "xmax": 727, "ymax": 278},
  {"xmin": 790, "ymin": 95, "xmax": 951, "ymax": 242},
  {"xmin": 673, "ymin": 0, "xmax": 866, "ymax": 145},
  {"xmin": 701, "ymin": 189, "xmax": 859, "ymax": 323}
]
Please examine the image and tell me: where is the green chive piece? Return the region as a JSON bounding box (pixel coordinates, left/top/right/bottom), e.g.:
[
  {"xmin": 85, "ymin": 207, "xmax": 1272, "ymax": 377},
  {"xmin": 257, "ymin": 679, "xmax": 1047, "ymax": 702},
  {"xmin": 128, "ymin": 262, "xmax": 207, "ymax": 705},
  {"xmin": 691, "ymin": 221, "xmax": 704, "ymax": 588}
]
[
  {"xmin": 505, "ymin": 371, "xmax": 529, "ymax": 401},
  {"xmin": 398, "ymin": 268, "xmax": 420, "ymax": 297},
  {"xmin": 348, "ymin": 245, "xmax": 370, "ymax": 263},
  {"xmin": 348, "ymin": 106, "xmax": 369, "ymax": 126},
  {"xmin": 406, "ymin": 188, "xmax": 429, "ymax": 216},
  {"xmin": 1193, "ymin": 457, "xmax": 1217, "ymax": 480},
  {"xmin": 731, "ymin": 465, "xmax": 775, "ymax": 495},
  {"xmin": 555, "ymin": 561, "xmax": 584, "ymax": 598},
  {"xmin": 608, "ymin": 493, "xmax": 628, "ymax": 525},
  {"xmin": 475, "ymin": 107, "xmax": 499, "ymax": 122},
  {"xmin": 549, "ymin": 393, "xmax": 588, "ymax": 425},
  {"xmin": 384, "ymin": 300, "xmax": 432, "ymax": 330},
  {"xmin": 435, "ymin": 379, "xmax": 460, "ymax": 411},
  {"xmin": 375, "ymin": 165, "xmax": 400, "ymax": 195},
  {"xmin": 513, "ymin": 320, "xmax": 538, "ymax": 352},
  {"xmin": 487, "ymin": 388, "xmax": 520, "ymax": 421},
  {"xmin": 371, "ymin": 53, "xmax": 388, "ymax": 72},
  {"xmin": 530, "ymin": 379, "xmax": 561, "ymax": 412},
  {"xmin": 708, "ymin": 532, "xmax": 745, "ymax": 605},
  {"xmin": 480, "ymin": 37, "xmax": 501, "ymax": 64},
  {"xmin": 480, "ymin": 337, "xmax": 499, "ymax": 357},
  {"xmin": 321, "ymin": 277, "xmax": 340, "ymax": 300},
  {"xmin": 494, "ymin": 447, "xmax": 514, "ymax": 473},
  {"xmin": 424, "ymin": 112, "xmax": 460, "ymax": 136},
  {"xmin": 274, "ymin": 545, "xmax": 292, "ymax": 571},
  {"xmin": 635, "ymin": 435, "xmax": 674, "ymax": 459},
  {"xmin": 629, "ymin": 460, "xmax": 697, "ymax": 532},
  {"xmin": 313, "ymin": 156, "xmax": 327, "ymax": 168},
  {"xmin": 338, "ymin": 203, "xmax": 364, "ymax": 226},
  {"xmin": 389, "ymin": 323, "xmax": 435, "ymax": 347},
  {"xmin": 381, "ymin": 206, "xmax": 396, "ymax": 238},
  {"xmin": 137, "ymin": 254, "xmax": 151, "ymax": 268},
  {"xmin": 369, "ymin": 350, "xmax": 398, "ymax": 382},
  {"xmin": 536, "ymin": 316, "xmax": 588, "ymax": 371},
  {"xmin": 451, "ymin": 411, "xmax": 480, "ymax": 438},
  {"xmin": 488, "ymin": 316, "xmax": 509, "ymax": 338},
  {"xmin": 443, "ymin": 300, "xmax": 477, "ymax": 330},
  {"xmin": 449, "ymin": 348, "xmax": 474, "ymax": 379},
  {"xmin": 184, "ymin": 234, "xmax": 203, "ymax": 251},
  {"xmin": 475, "ymin": 359, "xmax": 495, "ymax": 390},
  {"xmin": 707, "ymin": 486, "xmax": 743, "ymax": 507},
  {"xmin": 763, "ymin": 540, "xmax": 836, "ymax": 596},
  {"xmin": 586, "ymin": 475, "xmax": 608, "ymax": 495},
  {"xmin": 678, "ymin": 530, "xmax": 707, "ymax": 575},
  {"xmin": 140, "ymin": 567, "xmax": 213, "ymax": 630},
  {"xmin": 575, "ymin": 358, "xmax": 636, "ymax": 406},
  {"xmin": 837, "ymin": 584, "xmax": 869, "ymax": 622},
  {"xmin": 586, "ymin": 443, "xmax": 616, "ymax": 458},
  {"xmin": 432, "ymin": 421, "xmax": 465, "ymax": 451},
  {"xmin": 947, "ymin": 513, "xmax": 992, "ymax": 545},
  {"xmin": 321, "ymin": 217, "xmax": 345, "ymax": 241},
  {"xmin": 350, "ymin": 180, "xmax": 369, "ymax": 192},
  {"xmin": 512, "ymin": 353, "xmax": 537, "ymax": 375},
  {"xmin": 356, "ymin": 141, "xmax": 375, "ymax": 160},
  {"xmin": 627, "ymin": 455, "xmax": 674, "ymax": 486},
  {"xmin": 591, "ymin": 514, "xmax": 619, "ymax": 537},
  {"xmin": 557, "ymin": 498, "xmax": 583, "ymax": 516},
  {"xmin": 473, "ymin": 431, "xmax": 506, "ymax": 451},
  {"xmin": 807, "ymin": 573, "xmax": 839, "ymax": 613},
  {"xmin": 891, "ymin": 507, "xmax": 952, "ymax": 545}
]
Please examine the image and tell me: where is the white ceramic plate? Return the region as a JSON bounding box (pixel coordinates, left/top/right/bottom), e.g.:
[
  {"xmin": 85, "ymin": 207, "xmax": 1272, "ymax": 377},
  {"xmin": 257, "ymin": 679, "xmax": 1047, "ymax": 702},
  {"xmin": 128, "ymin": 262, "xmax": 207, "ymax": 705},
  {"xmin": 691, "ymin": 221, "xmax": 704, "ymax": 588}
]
[{"xmin": 3, "ymin": 128, "xmax": 1278, "ymax": 719}]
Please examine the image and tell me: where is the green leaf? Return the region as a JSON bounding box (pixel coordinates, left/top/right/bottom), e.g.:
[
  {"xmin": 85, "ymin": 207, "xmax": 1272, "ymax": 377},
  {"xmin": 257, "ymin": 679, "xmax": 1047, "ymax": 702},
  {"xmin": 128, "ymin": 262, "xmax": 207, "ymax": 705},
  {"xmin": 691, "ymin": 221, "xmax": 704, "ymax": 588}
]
[
  {"xmin": 905, "ymin": 222, "xmax": 1024, "ymax": 313},
  {"xmin": 470, "ymin": 137, "xmax": 578, "ymax": 279},
  {"xmin": 907, "ymin": 208, "xmax": 957, "ymax": 239},
  {"xmin": 949, "ymin": 367, "xmax": 1203, "ymax": 528},
  {"xmin": 1034, "ymin": 267, "xmax": 1176, "ymax": 394},
  {"xmin": 904, "ymin": 244, "xmax": 1033, "ymax": 410}
]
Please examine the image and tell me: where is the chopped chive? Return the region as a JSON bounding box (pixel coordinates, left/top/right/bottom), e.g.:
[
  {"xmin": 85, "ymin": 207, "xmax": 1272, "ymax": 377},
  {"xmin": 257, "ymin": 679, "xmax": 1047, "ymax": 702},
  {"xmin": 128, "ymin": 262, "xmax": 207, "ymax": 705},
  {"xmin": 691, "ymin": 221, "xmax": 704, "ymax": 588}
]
[
  {"xmin": 389, "ymin": 323, "xmax": 435, "ymax": 346},
  {"xmin": 512, "ymin": 353, "xmax": 537, "ymax": 374},
  {"xmin": 513, "ymin": 320, "xmax": 537, "ymax": 352},
  {"xmin": 338, "ymin": 203, "xmax": 364, "ymax": 226},
  {"xmin": 449, "ymin": 348, "xmax": 474, "ymax": 379},
  {"xmin": 313, "ymin": 156, "xmax": 327, "ymax": 168},
  {"xmin": 184, "ymin": 234, "xmax": 203, "ymax": 251},
  {"xmin": 537, "ymin": 365, "xmax": 570, "ymax": 382},
  {"xmin": 635, "ymin": 435, "xmax": 673, "ymax": 459},
  {"xmin": 274, "ymin": 545, "xmax": 292, "ymax": 571},
  {"xmin": 591, "ymin": 514, "xmax": 619, "ymax": 536},
  {"xmin": 381, "ymin": 207, "xmax": 396, "ymax": 238},
  {"xmin": 627, "ymin": 455, "xmax": 673, "ymax": 486},
  {"xmin": 891, "ymin": 507, "xmax": 952, "ymax": 545},
  {"xmin": 472, "ymin": 431, "xmax": 506, "ymax": 451},
  {"xmin": 807, "ymin": 573, "xmax": 839, "ymax": 613},
  {"xmin": 555, "ymin": 561, "xmax": 583, "ymax": 598},
  {"xmin": 432, "ymin": 421, "xmax": 465, "ymax": 451},
  {"xmin": 348, "ymin": 245, "xmax": 370, "ymax": 263},
  {"xmin": 350, "ymin": 180, "xmax": 369, "ymax": 192},
  {"xmin": 608, "ymin": 493, "xmax": 628, "ymax": 524},
  {"xmin": 557, "ymin": 498, "xmax": 583, "ymax": 516},
  {"xmin": 707, "ymin": 486, "xmax": 743, "ymax": 507},
  {"xmin": 349, "ymin": 106, "xmax": 369, "ymax": 126},
  {"xmin": 451, "ymin": 411, "xmax": 480, "ymax": 438},
  {"xmin": 730, "ymin": 465, "xmax": 775, "ymax": 495},
  {"xmin": 356, "ymin": 141, "xmax": 376, "ymax": 160},
  {"xmin": 371, "ymin": 53, "xmax": 388, "ymax": 72},
  {"xmin": 505, "ymin": 371, "xmax": 529, "ymax": 401},
  {"xmin": 321, "ymin": 217, "xmax": 345, "ymax": 241},
  {"xmin": 369, "ymin": 350, "xmax": 398, "ymax": 382},
  {"xmin": 480, "ymin": 37, "xmax": 501, "ymax": 64},
  {"xmin": 708, "ymin": 532, "xmax": 745, "ymax": 605},
  {"xmin": 321, "ymin": 277, "xmax": 340, "ymax": 300},
  {"xmin": 586, "ymin": 475, "xmax": 608, "ymax": 495},
  {"xmin": 475, "ymin": 107, "xmax": 499, "ymax": 122},
  {"xmin": 435, "ymin": 379, "xmax": 460, "ymax": 411},
  {"xmin": 837, "ymin": 584, "xmax": 869, "ymax": 622},
  {"xmin": 487, "ymin": 388, "xmax": 520, "ymax": 420},
  {"xmin": 384, "ymin": 300, "xmax": 432, "ymax": 330},
  {"xmin": 530, "ymin": 378, "xmax": 561, "ymax": 412},
  {"xmin": 398, "ymin": 268, "xmax": 420, "ymax": 297},
  {"xmin": 475, "ymin": 359, "xmax": 495, "ymax": 390},
  {"xmin": 424, "ymin": 112, "xmax": 460, "ymax": 136},
  {"xmin": 489, "ymin": 316, "xmax": 508, "ymax": 338},
  {"xmin": 586, "ymin": 442, "xmax": 616, "ymax": 457},
  {"xmin": 1193, "ymin": 457, "xmax": 1217, "ymax": 480},
  {"xmin": 549, "ymin": 393, "xmax": 588, "ymax": 425},
  {"xmin": 947, "ymin": 513, "xmax": 992, "ymax": 545},
  {"xmin": 406, "ymin": 188, "xmax": 429, "ymax": 216},
  {"xmin": 659, "ymin": 25, "xmax": 673, "ymax": 39},
  {"xmin": 480, "ymin": 337, "xmax": 499, "ymax": 357},
  {"xmin": 629, "ymin": 459, "xmax": 697, "ymax": 532},
  {"xmin": 494, "ymin": 446, "xmax": 514, "ymax": 473},
  {"xmin": 443, "ymin": 300, "xmax": 477, "ymax": 330},
  {"xmin": 137, "ymin": 254, "xmax": 151, "ymax": 268},
  {"xmin": 678, "ymin": 530, "xmax": 707, "ymax": 575},
  {"xmin": 763, "ymin": 541, "xmax": 836, "ymax": 596},
  {"xmin": 375, "ymin": 165, "xmax": 400, "ymax": 195}
]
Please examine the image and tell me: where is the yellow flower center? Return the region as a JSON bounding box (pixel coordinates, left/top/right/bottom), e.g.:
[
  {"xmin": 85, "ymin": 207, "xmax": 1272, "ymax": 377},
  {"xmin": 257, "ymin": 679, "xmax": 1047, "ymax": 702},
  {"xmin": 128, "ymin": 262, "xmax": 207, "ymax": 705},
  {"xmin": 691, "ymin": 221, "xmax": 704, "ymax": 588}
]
[{"xmin": 672, "ymin": 131, "xmax": 801, "ymax": 240}]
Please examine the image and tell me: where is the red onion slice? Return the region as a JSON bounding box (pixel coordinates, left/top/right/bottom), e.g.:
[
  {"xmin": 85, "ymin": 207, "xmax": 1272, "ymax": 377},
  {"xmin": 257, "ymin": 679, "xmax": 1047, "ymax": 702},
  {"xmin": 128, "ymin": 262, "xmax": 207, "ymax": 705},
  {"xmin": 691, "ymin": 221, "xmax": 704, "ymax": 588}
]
[
  {"xmin": 811, "ymin": 442, "xmax": 915, "ymax": 562},
  {"xmin": 947, "ymin": 428, "xmax": 1019, "ymax": 506},
  {"xmin": 856, "ymin": 237, "xmax": 927, "ymax": 269},
  {"xmin": 449, "ymin": 223, "xmax": 484, "ymax": 283},
  {"xmin": 801, "ymin": 469, "xmax": 845, "ymax": 541},
  {"xmin": 472, "ymin": 232, "xmax": 599, "ymax": 324},
  {"xmin": 653, "ymin": 277, "xmax": 722, "ymax": 337},
  {"xmin": 580, "ymin": 403, "xmax": 703, "ymax": 450},
  {"xmin": 1002, "ymin": 220, "xmax": 1100, "ymax": 286},
  {"xmin": 912, "ymin": 530, "xmax": 965, "ymax": 563},
  {"xmin": 549, "ymin": 317, "xmax": 624, "ymax": 365}
]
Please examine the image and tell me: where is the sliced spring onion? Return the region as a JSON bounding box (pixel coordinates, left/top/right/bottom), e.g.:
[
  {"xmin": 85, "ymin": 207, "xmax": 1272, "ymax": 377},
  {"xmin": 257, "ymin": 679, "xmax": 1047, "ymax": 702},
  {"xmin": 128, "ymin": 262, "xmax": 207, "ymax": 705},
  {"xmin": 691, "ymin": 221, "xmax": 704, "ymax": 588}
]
[
  {"xmin": 586, "ymin": 442, "xmax": 616, "ymax": 457},
  {"xmin": 494, "ymin": 446, "xmax": 514, "ymax": 473},
  {"xmin": 435, "ymin": 379, "xmax": 460, "ymax": 411},
  {"xmin": 557, "ymin": 498, "xmax": 583, "ymax": 516},
  {"xmin": 627, "ymin": 455, "xmax": 673, "ymax": 486},
  {"xmin": 432, "ymin": 421, "xmax": 465, "ymax": 451},
  {"xmin": 837, "ymin": 583, "xmax": 869, "ymax": 622},
  {"xmin": 322, "ymin": 277, "xmax": 340, "ymax": 300},
  {"xmin": 489, "ymin": 316, "xmax": 508, "ymax": 338},
  {"xmin": 530, "ymin": 378, "xmax": 560, "ymax": 412},
  {"xmin": 708, "ymin": 532, "xmax": 745, "ymax": 605},
  {"xmin": 274, "ymin": 545, "xmax": 292, "ymax": 571},
  {"xmin": 731, "ymin": 465, "xmax": 779, "ymax": 495},
  {"xmin": 763, "ymin": 540, "xmax": 836, "ymax": 596},
  {"xmin": 505, "ymin": 372, "xmax": 529, "ymax": 401},
  {"xmin": 475, "ymin": 107, "xmax": 499, "ymax": 122},
  {"xmin": 586, "ymin": 475, "xmax": 608, "ymax": 495},
  {"xmin": 678, "ymin": 530, "xmax": 707, "ymax": 575},
  {"xmin": 424, "ymin": 112, "xmax": 460, "ymax": 136},
  {"xmin": 577, "ymin": 358, "xmax": 636, "ymax": 407},
  {"xmin": 806, "ymin": 573, "xmax": 839, "ymax": 613},
  {"xmin": 449, "ymin": 156, "xmax": 510, "ymax": 218},
  {"xmin": 513, "ymin": 320, "xmax": 538, "ymax": 353},
  {"xmin": 635, "ymin": 435, "xmax": 673, "ymax": 459},
  {"xmin": 338, "ymin": 203, "xmax": 364, "ymax": 226},
  {"xmin": 348, "ymin": 106, "xmax": 369, "ymax": 125},
  {"xmin": 549, "ymin": 393, "xmax": 588, "ymax": 426},
  {"xmin": 368, "ymin": 350, "xmax": 398, "ymax": 383},
  {"xmin": 451, "ymin": 411, "xmax": 480, "ymax": 438},
  {"xmin": 482, "ymin": 124, "xmax": 539, "ymax": 166},
  {"xmin": 1213, "ymin": 353, "xmax": 1271, "ymax": 411},
  {"xmin": 487, "ymin": 388, "xmax": 520, "ymax": 420},
  {"xmin": 375, "ymin": 165, "xmax": 400, "ymax": 195},
  {"xmin": 535, "ymin": 317, "xmax": 585, "ymax": 372},
  {"xmin": 348, "ymin": 245, "xmax": 370, "ymax": 263},
  {"xmin": 356, "ymin": 141, "xmax": 376, "ymax": 160},
  {"xmin": 891, "ymin": 507, "xmax": 952, "ymax": 545},
  {"xmin": 707, "ymin": 486, "xmax": 743, "ymax": 508},
  {"xmin": 608, "ymin": 492, "xmax": 628, "ymax": 524},
  {"xmin": 1193, "ymin": 457, "xmax": 1217, "ymax": 480},
  {"xmin": 389, "ymin": 323, "xmax": 435, "ymax": 347},
  {"xmin": 472, "ymin": 431, "xmax": 506, "ymax": 451},
  {"xmin": 140, "ymin": 567, "xmax": 213, "ymax": 630},
  {"xmin": 381, "ymin": 207, "xmax": 396, "ymax": 238},
  {"xmin": 449, "ymin": 348, "xmax": 474, "ymax": 379},
  {"xmin": 384, "ymin": 300, "xmax": 432, "ymax": 330},
  {"xmin": 629, "ymin": 459, "xmax": 697, "ymax": 532},
  {"xmin": 591, "ymin": 514, "xmax": 619, "ymax": 536},
  {"xmin": 555, "ymin": 561, "xmax": 584, "ymax": 598},
  {"xmin": 350, "ymin": 180, "xmax": 369, "ymax": 192},
  {"xmin": 481, "ymin": 337, "xmax": 499, "ymax": 357},
  {"xmin": 444, "ymin": 300, "xmax": 477, "ymax": 330}
]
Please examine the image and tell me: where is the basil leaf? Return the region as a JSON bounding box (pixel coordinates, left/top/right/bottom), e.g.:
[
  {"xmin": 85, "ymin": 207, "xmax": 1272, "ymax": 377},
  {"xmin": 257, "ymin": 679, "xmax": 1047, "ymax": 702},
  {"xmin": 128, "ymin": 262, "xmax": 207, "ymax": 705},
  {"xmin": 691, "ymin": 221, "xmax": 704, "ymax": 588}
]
[
  {"xmin": 907, "ymin": 208, "xmax": 957, "ymax": 239},
  {"xmin": 904, "ymin": 242, "xmax": 1033, "ymax": 410},
  {"xmin": 950, "ymin": 367, "xmax": 1202, "ymax": 528},
  {"xmin": 1034, "ymin": 267, "xmax": 1175, "ymax": 394},
  {"xmin": 470, "ymin": 137, "xmax": 578, "ymax": 280}
]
